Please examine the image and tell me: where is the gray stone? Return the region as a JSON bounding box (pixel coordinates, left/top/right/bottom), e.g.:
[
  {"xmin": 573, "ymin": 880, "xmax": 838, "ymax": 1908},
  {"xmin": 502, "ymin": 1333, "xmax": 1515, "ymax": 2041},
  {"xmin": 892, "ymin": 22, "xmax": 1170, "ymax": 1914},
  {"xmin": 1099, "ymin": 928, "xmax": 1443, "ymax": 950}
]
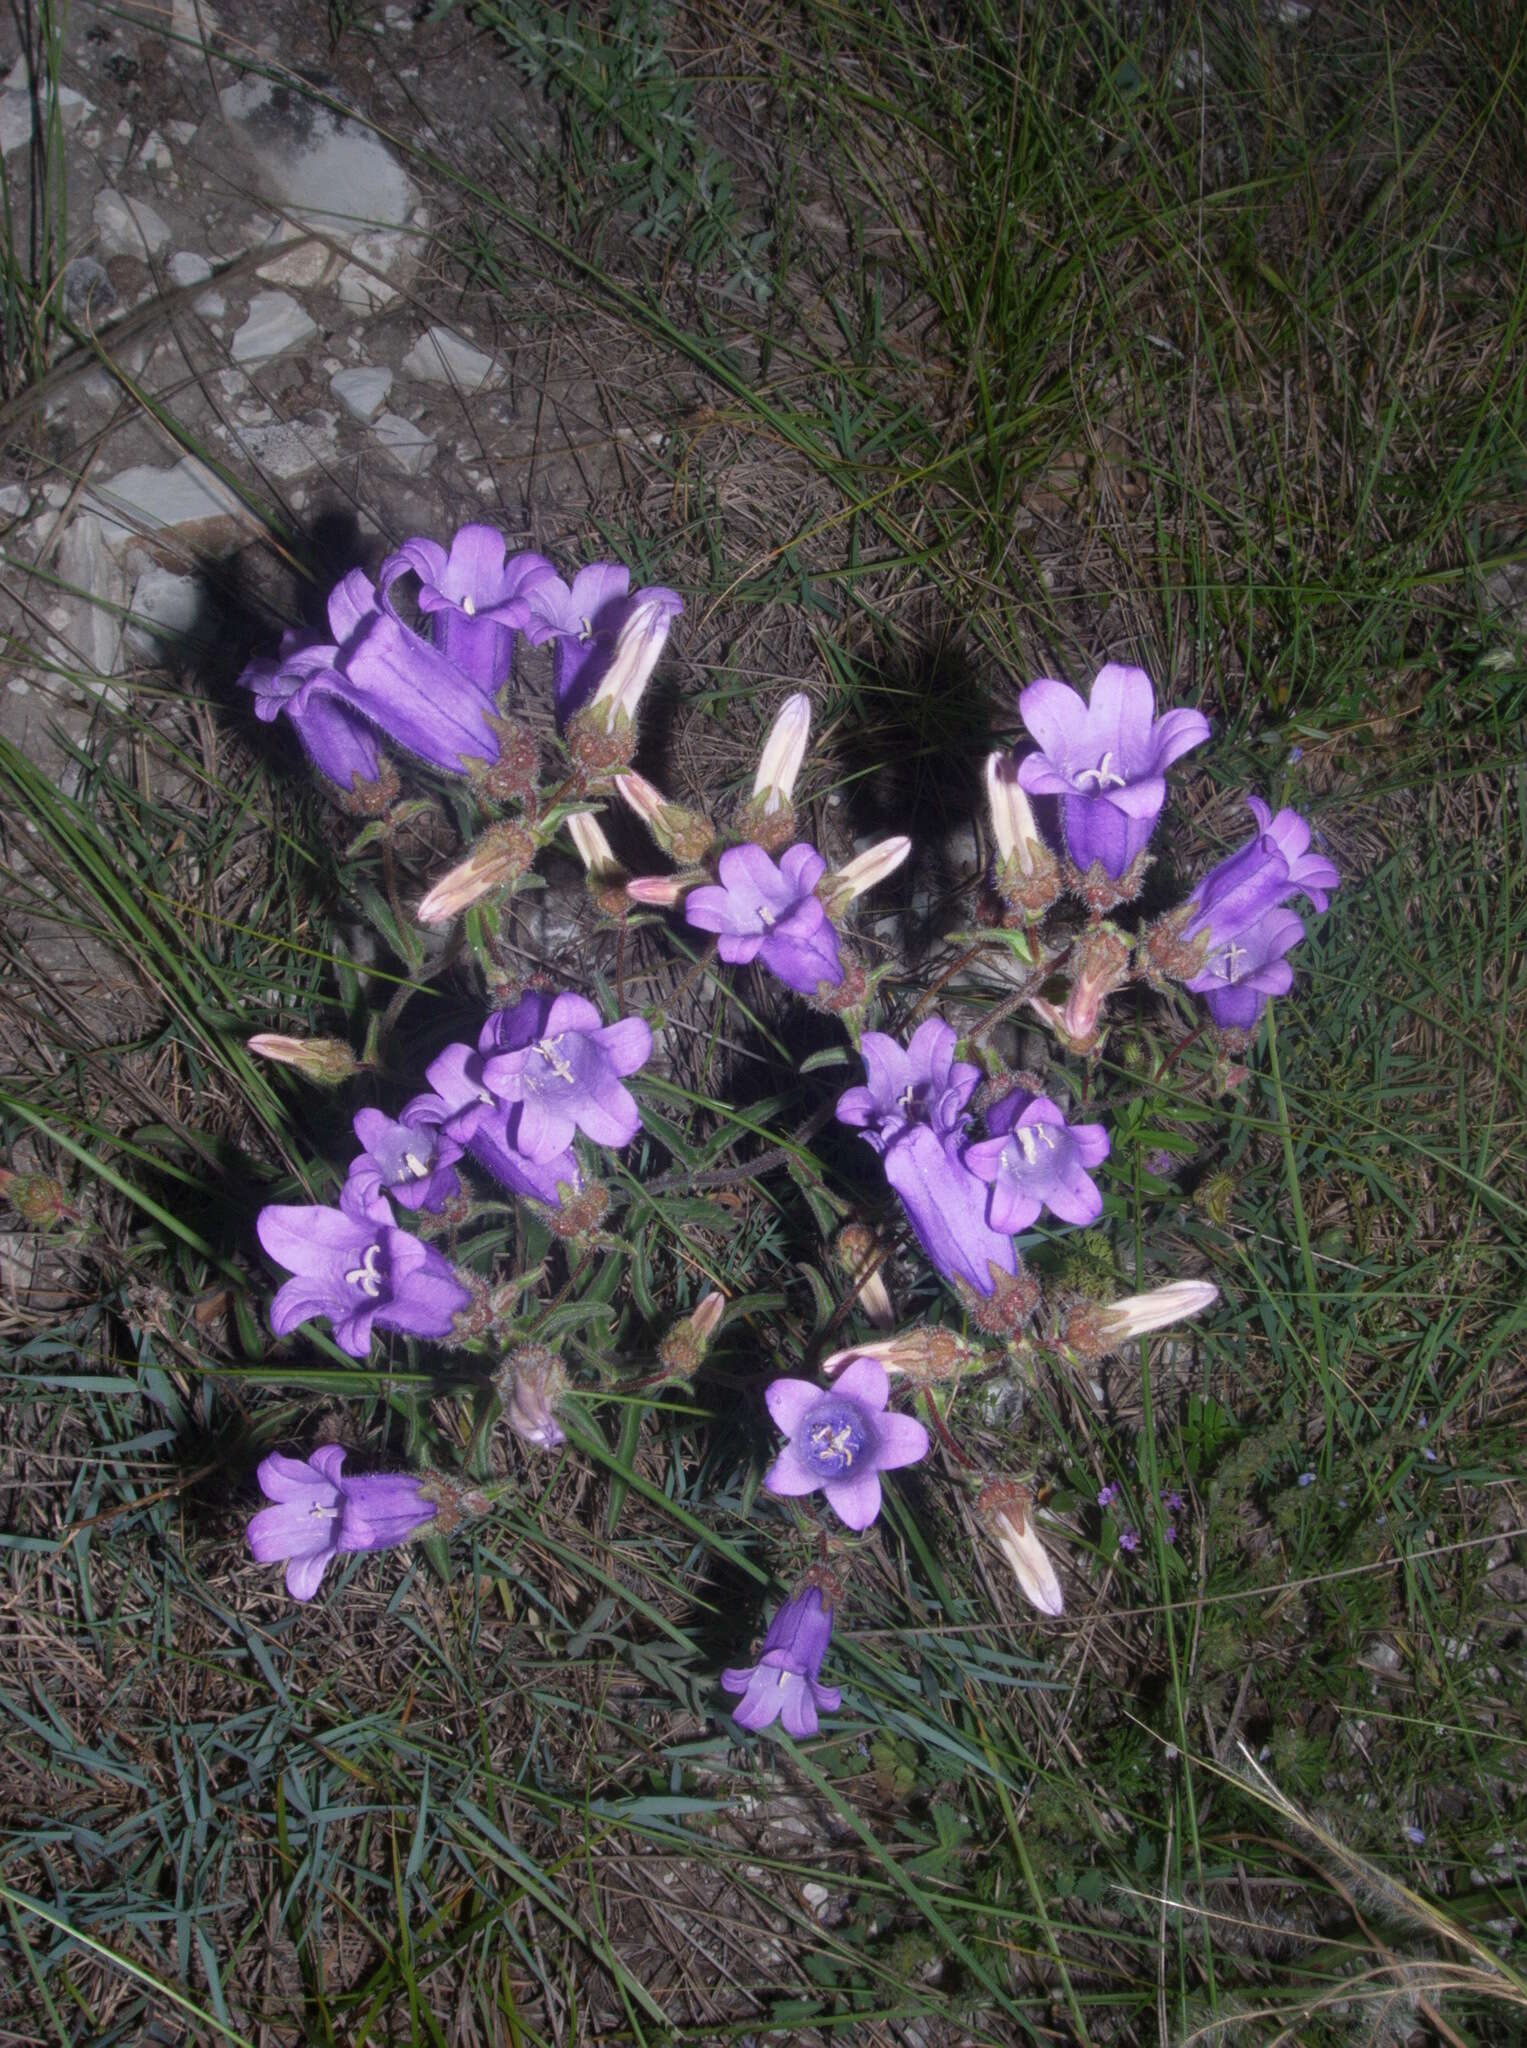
[
  {"xmin": 0, "ymin": 68, "xmax": 90, "ymax": 155},
  {"xmin": 231, "ymin": 290, "xmax": 318, "ymax": 365},
  {"xmin": 256, "ymin": 239, "xmax": 334, "ymax": 289},
  {"xmin": 125, "ymin": 568, "xmax": 218, "ymax": 662},
  {"xmin": 215, "ymin": 411, "xmax": 338, "ymax": 483},
  {"xmin": 93, "ymin": 188, "xmax": 174, "ymax": 258},
  {"xmin": 329, "ymin": 366, "xmax": 392, "ymax": 422},
  {"xmin": 401, "ymin": 325, "xmax": 499, "ymax": 393},
  {"xmin": 88, "ymin": 458, "xmax": 247, "ymax": 545},
  {"xmin": 168, "ymin": 250, "xmax": 213, "ymax": 287},
  {"xmin": 217, "ymin": 77, "xmax": 421, "ymax": 245},
  {"xmin": 371, "ymin": 410, "xmax": 435, "ymax": 476},
  {"xmin": 50, "ymin": 513, "xmax": 128, "ymax": 696},
  {"xmin": 333, "ymin": 229, "xmax": 416, "ymax": 311},
  {"xmin": 195, "ymin": 291, "xmax": 226, "ymax": 320},
  {"xmin": 59, "ymin": 258, "xmax": 117, "ymax": 322}
]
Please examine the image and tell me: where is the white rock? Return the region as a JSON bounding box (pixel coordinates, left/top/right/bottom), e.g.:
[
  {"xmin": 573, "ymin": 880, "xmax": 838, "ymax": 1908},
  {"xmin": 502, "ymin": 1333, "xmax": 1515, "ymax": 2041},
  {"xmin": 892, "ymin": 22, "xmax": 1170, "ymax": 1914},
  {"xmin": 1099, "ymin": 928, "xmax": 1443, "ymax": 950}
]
[
  {"xmin": 93, "ymin": 189, "xmax": 174, "ymax": 258},
  {"xmin": 138, "ymin": 130, "xmax": 174, "ymax": 175},
  {"xmin": 167, "ymin": 120, "xmax": 199, "ymax": 146},
  {"xmin": 371, "ymin": 410, "xmax": 435, "ymax": 475},
  {"xmin": 0, "ymin": 483, "xmax": 29, "ymax": 518},
  {"xmin": 256, "ymin": 239, "xmax": 335, "ymax": 289},
  {"xmin": 334, "ymin": 256, "xmax": 399, "ymax": 313},
  {"xmin": 169, "ymin": 0, "xmax": 221, "ymax": 50},
  {"xmin": 0, "ymin": 72, "xmax": 89, "ymax": 154},
  {"xmin": 125, "ymin": 568, "xmax": 216, "ymax": 661},
  {"xmin": 329, "ymin": 366, "xmax": 392, "ymax": 422},
  {"xmin": 88, "ymin": 458, "xmax": 247, "ymax": 545},
  {"xmin": 195, "ymin": 291, "xmax": 226, "ymax": 319},
  {"xmin": 401, "ymin": 325, "xmax": 499, "ymax": 393},
  {"xmin": 168, "ymin": 250, "xmax": 214, "ymax": 287},
  {"xmin": 51, "ymin": 513, "xmax": 128, "ymax": 695},
  {"xmin": 217, "ymin": 77, "xmax": 421, "ymax": 246},
  {"xmin": 231, "ymin": 291, "xmax": 318, "ymax": 365},
  {"xmin": 216, "ymin": 411, "xmax": 338, "ymax": 482}
]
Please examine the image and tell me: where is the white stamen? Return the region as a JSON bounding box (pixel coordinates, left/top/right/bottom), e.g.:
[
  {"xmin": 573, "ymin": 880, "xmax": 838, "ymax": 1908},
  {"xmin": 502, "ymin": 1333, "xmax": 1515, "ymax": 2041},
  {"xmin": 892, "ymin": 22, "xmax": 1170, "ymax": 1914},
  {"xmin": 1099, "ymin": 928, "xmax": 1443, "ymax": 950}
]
[
  {"xmin": 402, "ymin": 1150, "xmax": 430, "ymax": 1179},
  {"xmin": 1015, "ymin": 1127, "xmax": 1041, "ymax": 1166},
  {"xmin": 462, "ymin": 594, "xmax": 476, "ymax": 616},
  {"xmin": 578, "ymin": 615, "xmax": 594, "ymax": 643},
  {"xmin": 307, "ymin": 1502, "xmax": 340, "ymax": 1520},
  {"xmin": 533, "ymin": 1035, "xmax": 577, "ymax": 1084},
  {"xmin": 1073, "ymin": 750, "xmax": 1128, "ymax": 792},
  {"xmin": 344, "ymin": 1242, "xmax": 385, "ymax": 1298},
  {"xmin": 1220, "ymin": 942, "xmax": 1248, "ymax": 980}
]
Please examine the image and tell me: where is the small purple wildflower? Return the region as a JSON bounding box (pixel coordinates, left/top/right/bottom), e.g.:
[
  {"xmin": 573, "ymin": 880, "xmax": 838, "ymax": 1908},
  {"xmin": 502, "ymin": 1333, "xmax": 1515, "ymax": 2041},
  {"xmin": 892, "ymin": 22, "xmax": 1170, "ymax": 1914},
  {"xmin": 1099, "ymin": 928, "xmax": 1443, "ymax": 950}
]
[
  {"xmin": 1161, "ymin": 1488, "xmax": 1185, "ymax": 1513},
  {"xmin": 1117, "ymin": 1524, "xmax": 1140, "ymax": 1553},
  {"xmin": 379, "ymin": 525, "xmax": 555, "ymax": 692},
  {"xmin": 836, "ymin": 1020, "xmax": 1018, "ymax": 1298},
  {"xmin": 683, "ymin": 843, "xmax": 844, "ymax": 996},
  {"xmin": 246, "ymin": 1444, "xmax": 436, "ymax": 1601},
  {"xmin": 1014, "ymin": 664, "xmax": 1210, "ymax": 878},
  {"xmin": 480, "ymin": 990, "xmax": 652, "ymax": 1162},
  {"xmin": 346, "ymin": 1104, "xmax": 463, "ymax": 1216},
  {"xmin": 762, "ymin": 1357, "xmax": 928, "ymax": 1531},
  {"xmin": 520, "ymin": 561, "xmax": 632, "ymax": 720},
  {"xmin": 1186, "ymin": 905, "xmax": 1306, "ymax": 1030},
  {"xmin": 963, "ymin": 1090, "xmax": 1110, "ymax": 1233},
  {"xmin": 1298, "ymin": 1470, "xmax": 1316, "ymax": 1487},
  {"xmin": 255, "ymin": 1181, "xmax": 472, "ymax": 1357},
  {"xmin": 1164, "ymin": 1524, "xmax": 1178, "ymax": 1545},
  {"xmin": 415, "ymin": 1040, "xmax": 582, "ymax": 1209},
  {"xmin": 1403, "ymin": 1825, "xmax": 1426, "ymax": 1847},
  {"xmin": 720, "ymin": 1584, "xmax": 842, "ymax": 1739},
  {"xmin": 1096, "ymin": 1484, "xmax": 1118, "ymax": 1509}
]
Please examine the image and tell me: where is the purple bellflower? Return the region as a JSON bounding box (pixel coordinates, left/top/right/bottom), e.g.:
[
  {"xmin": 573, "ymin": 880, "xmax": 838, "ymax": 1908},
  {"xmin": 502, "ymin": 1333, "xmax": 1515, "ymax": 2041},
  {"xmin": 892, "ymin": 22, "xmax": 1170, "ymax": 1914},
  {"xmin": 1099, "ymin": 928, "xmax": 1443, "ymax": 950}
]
[
  {"xmin": 255, "ymin": 1180, "xmax": 472, "ymax": 1357},
  {"xmin": 521, "ymin": 562, "xmax": 632, "ymax": 721},
  {"xmin": 246, "ymin": 1444, "xmax": 436, "ymax": 1601},
  {"xmin": 683, "ymin": 843, "xmax": 844, "ymax": 996},
  {"xmin": 414, "ymin": 1039, "xmax": 583, "ymax": 1209},
  {"xmin": 345, "ymin": 1104, "xmax": 463, "ymax": 1217},
  {"xmin": 1180, "ymin": 796, "xmax": 1339, "ymax": 953},
  {"xmin": 480, "ymin": 990, "xmax": 652, "ymax": 1162},
  {"xmin": 1185, "ymin": 904, "xmax": 1306, "ymax": 1029},
  {"xmin": 837, "ymin": 1019, "xmax": 1018, "ymax": 1298},
  {"xmin": 379, "ymin": 525, "xmax": 555, "ymax": 693},
  {"xmin": 240, "ymin": 623, "xmax": 383, "ymax": 794},
  {"xmin": 762, "ymin": 1356, "xmax": 929, "ymax": 1530},
  {"xmin": 239, "ymin": 570, "xmax": 504, "ymax": 781},
  {"xmin": 1015, "ymin": 663, "xmax": 1210, "ymax": 877},
  {"xmin": 721, "ymin": 1584, "xmax": 842, "ymax": 1739},
  {"xmin": 963, "ymin": 1091, "xmax": 1110, "ymax": 1233}
]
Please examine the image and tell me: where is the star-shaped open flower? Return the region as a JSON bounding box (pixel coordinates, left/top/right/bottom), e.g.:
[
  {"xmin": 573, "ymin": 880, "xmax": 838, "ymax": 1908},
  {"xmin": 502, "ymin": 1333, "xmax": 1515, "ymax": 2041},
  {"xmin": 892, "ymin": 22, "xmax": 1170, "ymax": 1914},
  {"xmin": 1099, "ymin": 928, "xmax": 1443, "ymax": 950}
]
[
  {"xmin": 520, "ymin": 563, "xmax": 634, "ymax": 720},
  {"xmin": 762, "ymin": 1357, "xmax": 929, "ymax": 1530},
  {"xmin": 256, "ymin": 1181, "xmax": 472, "ymax": 1356},
  {"xmin": 963, "ymin": 1091, "xmax": 1110, "ymax": 1233},
  {"xmin": 1185, "ymin": 904, "xmax": 1305, "ymax": 1029},
  {"xmin": 720, "ymin": 1584, "xmax": 842, "ymax": 1738},
  {"xmin": 480, "ymin": 990, "xmax": 652, "ymax": 1162},
  {"xmin": 1180, "ymin": 796, "xmax": 1340, "ymax": 955},
  {"xmin": 413, "ymin": 1039, "xmax": 582, "ymax": 1208},
  {"xmin": 683, "ymin": 843, "xmax": 844, "ymax": 996},
  {"xmin": 379, "ymin": 525, "xmax": 555, "ymax": 693},
  {"xmin": 1015, "ymin": 664, "xmax": 1210, "ymax": 878},
  {"xmin": 345, "ymin": 1104, "xmax": 463, "ymax": 1216},
  {"xmin": 246, "ymin": 1444, "xmax": 436, "ymax": 1600}
]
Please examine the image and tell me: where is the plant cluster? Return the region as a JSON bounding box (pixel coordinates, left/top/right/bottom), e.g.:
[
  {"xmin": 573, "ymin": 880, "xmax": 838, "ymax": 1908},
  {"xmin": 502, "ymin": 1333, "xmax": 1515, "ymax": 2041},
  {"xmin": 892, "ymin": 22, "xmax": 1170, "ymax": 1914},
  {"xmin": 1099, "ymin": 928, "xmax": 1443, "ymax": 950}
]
[{"xmin": 238, "ymin": 519, "xmax": 1340, "ymax": 1735}]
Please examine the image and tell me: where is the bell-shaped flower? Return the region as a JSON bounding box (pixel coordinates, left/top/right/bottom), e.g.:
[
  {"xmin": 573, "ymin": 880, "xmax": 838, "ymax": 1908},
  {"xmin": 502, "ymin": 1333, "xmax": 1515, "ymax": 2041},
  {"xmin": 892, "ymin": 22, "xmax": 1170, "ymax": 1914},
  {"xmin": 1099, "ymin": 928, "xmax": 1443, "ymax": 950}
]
[
  {"xmin": 379, "ymin": 525, "xmax": 555, "ymax": 692},
  {"xmin": 239, "ymin": 626, "xmax": 383, "ymax": 794},
  {"xmin": 721, "ymin": 1583, "xmax": 842, "ymax": 1739},
  {"xmin": 762, "ymin": 1357, "xmax": 929, "ymax": 1530},
  {"xmin": 480, "ymin": 989, "xmax": 652, "ymax": 1162},
  {"xmin": 964, "ymin": 1091, "xmax": 1110, "ymax": 1232},
  {"xmin": 1184, "ymin": 905, "xmax": 1305, "ymax": 1029},
  {"xmin": 246, "ymin": 1444, "xmax": 437, "ymax": 1600},
  {"xmin": 684, "ymin": 843, "xmax": 844, "ymax": 996},
  {"xmin": 413, "ymin": 1039, "xmax": 582, "ymax": 1209},
  {"xmin": 1179, "ymin": 796, "xmax": 1339, "ymax": 957},
  {"xmin": 345, "ymin": 1104, "xmax": 462, "ymax": 1215},
  {"xmin": 837, "ymin": 1019, "xmax": 1018, "ymax": 1297},
  {"xmin": 255, "ymin": 1179, "xmax": 473, "ymax": 1357},
  {"xmin": 521, "ymin": 561, "xmax": 633, "ymax": 720},
  {"xmin": 1015, "ymin": 664, "xmax": 1210, "ymax": 878},
  {"xmin": 494, "ymin": 1345, "xmax": 568, "ymax": 1450},
  {"xmin": 240, "ymin": 570, "xmax": 505, "ymax": 781}
]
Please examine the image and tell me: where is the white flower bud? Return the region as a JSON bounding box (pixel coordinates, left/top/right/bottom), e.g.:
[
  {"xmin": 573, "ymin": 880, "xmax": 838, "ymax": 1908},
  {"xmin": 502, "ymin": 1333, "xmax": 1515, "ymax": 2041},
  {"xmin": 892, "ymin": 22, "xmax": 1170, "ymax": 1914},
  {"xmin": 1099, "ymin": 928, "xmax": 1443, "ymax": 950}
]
[
  {"xmin": 985, "ymin": 752, "xmax": 1045, "ymax": 877},
  {"xmin": 1100, "ymin": 1280, "xmax": 1220, "ymax": 1341},
  {"xmin": 752, "ymin": 693, "xmax": 811, "ymax": 816},
  {"xmin": 818, "ymin": 835, "xmax": 911, "ymax": 919},
  {"xmin": 416, "ymin": 824, "xmax": 534, "ymax": 926},
  {"xmin": 567, "ymin": 808, "xmax": 620, "ymax": 878},
  {"xmin": 588, "ymin": 597, "xmax": 674, "ymax": 733},
  {"xmin": 979, "ymin": 1482, "xmax": 1064, "ymax": 1617}
]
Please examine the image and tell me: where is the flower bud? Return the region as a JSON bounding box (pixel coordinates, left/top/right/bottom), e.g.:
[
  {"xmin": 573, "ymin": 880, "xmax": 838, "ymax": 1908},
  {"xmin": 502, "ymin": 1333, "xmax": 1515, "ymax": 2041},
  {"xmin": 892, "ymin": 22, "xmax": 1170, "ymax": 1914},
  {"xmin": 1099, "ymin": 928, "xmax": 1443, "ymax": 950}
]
[
  {"xmin": 655, "ymin": 1290, "xmax": 726, "ymax": 1380},
  {"xmin": 821, "ymin": 1326, "xmax": 977, "ymax": 1385},
  {"xmin": 247, "ymin": 1034, "xmax": 358, "ymax": 1085},
  {"xmin": 1030, "ymin": 922, "xmax": 1132, "ymax": 1054},
  {"xmin": 626, "ymin": 873, "xmax": 693, "ymax": 908},
  {"xmin": 494, "ymin": 1344, "xmax": 569, "ymax": 1450},
  {"xmin": 978, "ymin": 1480, "xmax": 1064, "ymax": 1617},
  {"xmin": 567, "ymin": 808, "xmax": 622, "ymax": 880},
  {"xmin": 416, "ymin": 1473, "xmax": 495, "ymax": 1533},
  {"xmin": 833, "ymin": 1223, "xmax": 894, "ymax": 1329},
  {"xmin": 1063, "ymin": 1280, "xmax": 1219, "ymax": 1359},
  {"xmin": 615, "ymin": 772, "xmax": 716, "ymax": 863},
  {"xmin": 817, "ymin": 836, "xmax": 911, "ymax": 921},
  {"xmin": 587, "ymin": 595, "xmax": 677, "ymax": 735},
  {"xmin": 0, "ymin": 1169, "xmax": 73, "ymax": 1229},
  {"xmin": 959, "ymin": 1259, "xmax": 1041, "ymax": 1338},
  {"xmin": 416, "ymin": 823, "xmax": 536, "ymax": 926}
]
